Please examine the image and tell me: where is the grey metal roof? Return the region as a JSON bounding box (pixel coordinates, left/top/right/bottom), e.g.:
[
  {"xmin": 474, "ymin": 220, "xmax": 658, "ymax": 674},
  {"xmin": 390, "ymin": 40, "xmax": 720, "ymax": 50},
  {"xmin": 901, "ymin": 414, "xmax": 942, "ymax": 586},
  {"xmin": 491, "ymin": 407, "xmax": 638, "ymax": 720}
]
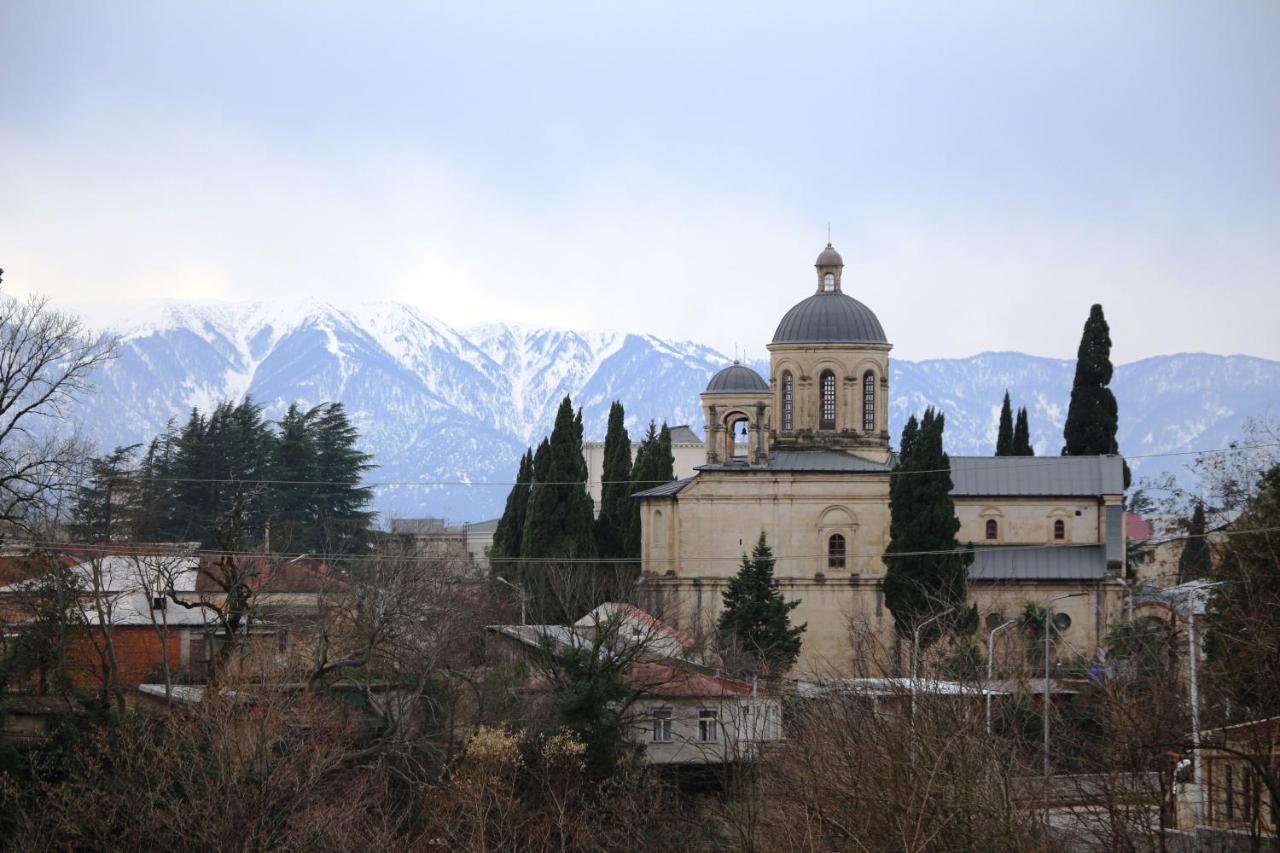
[
  {"xmin": 969, "ymin": 544, "xmax": 1107, "ymax": 581},
  {"xmin": 631, "ymin": 477, "xmax": 694, "ymax": 499},
  {"xmin": 815, "ymin": 243, "xmax": 844, "ymax": 267},
  {"xmin": 666, "ymin": 425, "xmax": 702, "ymax": 444},
  {"xmin": 771, "ymin": 292, "xmax": 889, "ymax": 345},
  {"xmin": 949, "ymin": 456, "xmax": 1126, "ymax": 497},
  {"xmin": 699, "ymin": 449, "xmax": 894, "ymax": 473},
  {"xmin": 705, "ymin": 362, "xmax": 769, "ymax": 393}
]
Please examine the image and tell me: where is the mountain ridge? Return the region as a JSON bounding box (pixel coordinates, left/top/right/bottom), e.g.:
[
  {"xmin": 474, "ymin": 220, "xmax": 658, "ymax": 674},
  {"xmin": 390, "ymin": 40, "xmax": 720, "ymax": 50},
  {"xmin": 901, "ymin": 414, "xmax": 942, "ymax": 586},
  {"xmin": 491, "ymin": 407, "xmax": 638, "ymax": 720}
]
[{"xmin": 69, "ymin": 300, "xmax": 1280, "ymax": 522}]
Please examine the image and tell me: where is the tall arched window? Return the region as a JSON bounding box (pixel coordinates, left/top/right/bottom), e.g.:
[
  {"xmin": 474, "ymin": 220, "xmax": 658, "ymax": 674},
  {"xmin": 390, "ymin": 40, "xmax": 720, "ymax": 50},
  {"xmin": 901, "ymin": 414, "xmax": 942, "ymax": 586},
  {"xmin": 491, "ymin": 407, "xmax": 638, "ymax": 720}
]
[
  {"xmin": 985, "ymin": 519, "xmax": 998, "ymax": 540},
  {"xmin": 781, "ymin": 371, "xmax": 793, "ymax": 430},
  {"xmin": 819, "ymin": 370, "xmax": 836, "ymax": 430},
  {"xmin": 1053, "ymin": 519, "xmax": 1065, "ymax": 541},
  {"xmin": 827, "ymin": 533, "xmax": 846, "ymax": 571},
  {"xmin": 863, "ymin": 371, "xmax": 876, "ymax": 432}
]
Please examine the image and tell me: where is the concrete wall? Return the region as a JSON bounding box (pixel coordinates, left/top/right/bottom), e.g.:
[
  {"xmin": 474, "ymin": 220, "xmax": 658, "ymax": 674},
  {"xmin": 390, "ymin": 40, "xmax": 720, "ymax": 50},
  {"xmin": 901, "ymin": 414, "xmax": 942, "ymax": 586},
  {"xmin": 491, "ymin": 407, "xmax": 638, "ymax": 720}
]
[
  {"xmin": 631, "ymin": 693, "xmax": 781, "ymax": 764},
  {"xmin": 955, "ymin": 497, "xmax": 1103, "ymax": 545},
  {"xmin": 583, "ymin": 437, "xmax": 704, "ymax": 510}
]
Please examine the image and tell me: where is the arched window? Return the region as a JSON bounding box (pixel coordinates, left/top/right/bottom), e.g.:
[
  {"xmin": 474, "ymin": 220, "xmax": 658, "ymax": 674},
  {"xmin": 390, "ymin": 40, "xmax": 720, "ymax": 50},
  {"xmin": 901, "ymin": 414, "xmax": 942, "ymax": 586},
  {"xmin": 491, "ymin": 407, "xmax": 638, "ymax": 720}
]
[
  {"xmin": 985, "ymin": 519, "xmax": 998, "ymax": 540},
  {"xmin": 1053, "ymin": 519, "xmax": 1065, "ymax": 541},
  {"xmin": 827, "ymin": 533, "xmax": 846, "ymax": 571},
  {"xmin": 863, "ymin": 371, "xmax": 876, "ymax": 432},
  {"xmin": 781, "ymin": 371, "xmax": 793, "ymax": 430},
  {"xmin": 819, "ymin": 370, "xmax": 836, "ymax": 430}
]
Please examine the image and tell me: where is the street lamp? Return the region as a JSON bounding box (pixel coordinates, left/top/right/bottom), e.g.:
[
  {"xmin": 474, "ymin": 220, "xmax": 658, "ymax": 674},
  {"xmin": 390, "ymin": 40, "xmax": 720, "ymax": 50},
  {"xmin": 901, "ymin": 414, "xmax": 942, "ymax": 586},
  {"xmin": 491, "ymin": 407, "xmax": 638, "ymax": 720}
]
[
  {"xmin": 986, "ymin": 618, "xmax": 1019, "ymax": 735},
  {"xmin": 910, "ymin": 609, "xmax": 952, "ymax": 710},
  {"xmin": 1042, "ymin": 592, "xmax": 1087, "ymax": 780},
  {"xmin": 493, "ymin": 576, "xmax": 526, "ymax": 625}
]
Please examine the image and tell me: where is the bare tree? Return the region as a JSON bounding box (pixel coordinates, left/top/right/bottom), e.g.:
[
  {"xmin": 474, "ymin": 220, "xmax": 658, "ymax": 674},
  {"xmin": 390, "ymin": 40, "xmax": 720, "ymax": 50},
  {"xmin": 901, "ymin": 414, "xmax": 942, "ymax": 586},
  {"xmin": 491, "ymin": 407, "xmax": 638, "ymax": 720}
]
[{"xmin": 0, "ymin": 290, "xmax": 116, "ymax": 536}]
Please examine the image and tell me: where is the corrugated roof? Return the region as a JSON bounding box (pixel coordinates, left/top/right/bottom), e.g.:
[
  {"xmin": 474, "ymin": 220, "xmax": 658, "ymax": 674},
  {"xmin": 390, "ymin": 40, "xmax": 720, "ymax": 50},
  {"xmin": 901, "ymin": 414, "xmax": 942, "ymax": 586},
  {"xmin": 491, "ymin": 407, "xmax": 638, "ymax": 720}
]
[
  {"xmin": 667, "ymin": 425, "xmax": 702, "ymax": 444},
  {"xmin": 772, "ymin": 292, "xmax": 888, "ymax": 345},
  {"xmin": 705, "ymin": 362, "xmax": 769, "ymax": 393},
  {"xmin": 631, "ymin": 477, "xmax": 694, "ymax": 499},
  {"xmin": 950, "ymin": 456, "xmax": 1125, "ymax": 497},
  {"xmin": 969, "ymin": 544, "xmax": 1108, "ymax": 581}
]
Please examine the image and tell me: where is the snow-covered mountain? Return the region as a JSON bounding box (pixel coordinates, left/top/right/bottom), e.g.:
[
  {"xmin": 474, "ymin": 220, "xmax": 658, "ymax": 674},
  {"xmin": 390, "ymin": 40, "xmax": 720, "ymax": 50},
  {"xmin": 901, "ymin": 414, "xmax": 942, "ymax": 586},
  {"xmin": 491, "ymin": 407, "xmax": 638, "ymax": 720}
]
[{"xmin": 73, "ymin": 299, "xmax": 1280, "ymax": 522}]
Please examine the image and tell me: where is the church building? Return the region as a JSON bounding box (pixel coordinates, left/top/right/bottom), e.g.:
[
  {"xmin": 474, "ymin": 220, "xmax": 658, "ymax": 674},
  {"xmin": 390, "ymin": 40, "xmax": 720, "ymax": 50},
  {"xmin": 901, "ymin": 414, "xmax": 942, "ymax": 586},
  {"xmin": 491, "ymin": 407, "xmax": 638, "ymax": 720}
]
[{"xmin": 634, "ymin": 244, "xmax": 1128, "ymax": 676}]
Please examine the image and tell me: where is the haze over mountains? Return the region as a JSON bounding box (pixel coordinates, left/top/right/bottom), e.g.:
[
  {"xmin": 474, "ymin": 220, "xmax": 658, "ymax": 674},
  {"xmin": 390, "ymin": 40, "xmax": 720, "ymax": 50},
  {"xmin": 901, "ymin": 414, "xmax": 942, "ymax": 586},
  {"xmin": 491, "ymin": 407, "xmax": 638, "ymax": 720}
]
[{"xmin": 74, "ymin": 299, "xmax": 1280, "ymax": 522}]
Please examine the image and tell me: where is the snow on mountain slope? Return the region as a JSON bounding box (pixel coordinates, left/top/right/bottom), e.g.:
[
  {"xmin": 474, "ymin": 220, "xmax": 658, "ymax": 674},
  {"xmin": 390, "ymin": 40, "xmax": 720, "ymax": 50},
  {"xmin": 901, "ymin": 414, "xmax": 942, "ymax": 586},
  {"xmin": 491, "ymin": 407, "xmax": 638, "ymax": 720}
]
[{"xmin": 70, "ymin": 301, "xmax": 1280, "ymax": 523}]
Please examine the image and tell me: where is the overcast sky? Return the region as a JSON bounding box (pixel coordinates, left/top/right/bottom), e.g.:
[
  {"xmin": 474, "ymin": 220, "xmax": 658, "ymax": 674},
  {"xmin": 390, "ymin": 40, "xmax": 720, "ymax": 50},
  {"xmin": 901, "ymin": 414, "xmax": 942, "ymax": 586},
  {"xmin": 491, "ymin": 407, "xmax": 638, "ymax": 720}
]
[{"xmin": 1, "ymin": 2, "xmax": 1277, "ymax": 362}]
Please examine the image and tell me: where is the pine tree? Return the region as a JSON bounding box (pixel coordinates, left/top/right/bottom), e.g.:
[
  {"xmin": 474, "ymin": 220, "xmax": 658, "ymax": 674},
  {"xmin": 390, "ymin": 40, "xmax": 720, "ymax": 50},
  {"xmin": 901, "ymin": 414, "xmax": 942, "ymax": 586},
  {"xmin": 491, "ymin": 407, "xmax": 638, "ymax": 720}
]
[
  {"xmin": 995, "ymin": 391, "xmax": 1014, "ymax": 456},
  {"xmin": 269, "ymin": 403, "xmax": 321, "ymax": 550},
  {"xmin": 521, "ymin": 396, "xmax": 597, "ymax": 620},
  {"xmin": 1012, "ymin": 406, "xmax": 1035, "ymax": 456},
  {"xmin": 310, "ymin": 403, "xmax": 376, "ymax": 554},
  {"xmin": 71, "ymin": 445, "xmax": 140, "ymax": 542},
  {"xmin": 594, "ymin": 401, "xmax": 632, "ymax": 560},
  {"xmin": 1063, "ymin": 305, "xmax": 1120, "ymax": 456},
  {"xmin": 883, "ymin": 408, "xmax": 973, "ymax": 650},
  {"xmin": 491, "ymin": 448, "xmax": 533, "ymax": 577},
  {"xmin": 1177, "ymin": 503, "xmax": 1212, "ymax": 583},
  {"xmin": 716, "ymin": 532, "xmax": 805, "ymax": 677}
]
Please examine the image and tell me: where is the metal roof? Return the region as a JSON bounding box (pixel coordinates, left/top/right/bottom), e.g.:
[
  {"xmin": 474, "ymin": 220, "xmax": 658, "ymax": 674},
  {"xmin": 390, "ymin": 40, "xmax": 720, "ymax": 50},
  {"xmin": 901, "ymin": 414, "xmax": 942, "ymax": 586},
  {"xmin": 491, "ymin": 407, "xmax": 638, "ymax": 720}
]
[
  {"xmin": 949, "ymin": 455, "xmax": 1125, "ymax": 497},
  {"xmin": 969, "ymin": 544, "xmax": 1108, "ymax": 581},
  {"xmin": 771, "ymin": 292, "xmax": 889, "ymax": 345},
  {"xmin": 705, "ymin": 362, "xmax": 769, "ymax": 393},
  {"xmin": 815, "ymin": 243, "xmax": 844, "ymax": 267},
  {"xmin": 666, "ymin": 425, "xmax": 702, "ymax": 444},
  {"xmin": 631, "ymin": 477, "xmax": 695, "ymax": 499}
]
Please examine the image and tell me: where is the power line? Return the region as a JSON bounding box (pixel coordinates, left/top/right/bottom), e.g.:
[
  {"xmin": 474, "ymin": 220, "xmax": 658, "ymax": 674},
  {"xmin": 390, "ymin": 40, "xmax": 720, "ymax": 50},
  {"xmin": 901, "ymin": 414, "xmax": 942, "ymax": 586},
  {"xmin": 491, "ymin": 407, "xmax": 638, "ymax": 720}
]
[{"xmin": 96, "ymin": 442, "xmax": 1280, "ymax": 490}]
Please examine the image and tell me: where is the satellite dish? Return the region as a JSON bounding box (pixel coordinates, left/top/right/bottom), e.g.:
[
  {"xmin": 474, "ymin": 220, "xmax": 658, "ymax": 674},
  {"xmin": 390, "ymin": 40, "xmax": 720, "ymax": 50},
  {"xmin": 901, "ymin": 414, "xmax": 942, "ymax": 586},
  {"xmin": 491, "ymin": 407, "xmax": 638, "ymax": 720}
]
[{"xmin": 1052, "ymin": 612, "xmax": 1072, "ymax": 632}]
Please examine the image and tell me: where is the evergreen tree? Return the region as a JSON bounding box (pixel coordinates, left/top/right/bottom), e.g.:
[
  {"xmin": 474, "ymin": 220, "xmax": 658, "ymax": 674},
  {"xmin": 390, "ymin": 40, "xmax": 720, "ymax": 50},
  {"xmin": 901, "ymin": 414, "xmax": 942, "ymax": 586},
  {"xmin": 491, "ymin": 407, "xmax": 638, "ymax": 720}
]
[
  {"xmin": 1012, "ymin": 406, "xmax": 1035, "ymax": 456},
  {"xmin": 594, "ymin": 402, "xmax": 632, "ymax": 560},
  {"xmin": 623, "ymin": 421, "xmax": 675, "ymax": 559},
  {"xmin": 716, "ymin": 532, "xmax": 805, "ymax": 677},
  {"xmin": 71, "ymin": 446, "xmax": 140, "ymax": 542},
  {"xmin": 1063, "ymin": 304, "xmax": 1120, "ymax": 458},
  {"xmin": 310, "ymin": 403, "xmax": 375, "ymax": 553},
  {"xmin": 883, "ymin": 408, "xmax": 973, "ymax": 650},
  {"xmin": 995, "ymin": 391, "xmax": 1014, "ymax": 456},
  {"xmin": 521, "ymin": 397, "xmax": 597, "ymax": 620},
  {"xmin": 1203, "ymin": 465, "xmax": 1280, "ymax": 720},
  {"xmin": 1177, "ymin": 503, "xmax": 1212, "ymax": 583},
  {"xmin": 268, "ymin": 403, "xmax": 321, "ymax": 549},
  {"xmin": 491, "ymin": 448, "xmax": 533, "ymax": 577}
]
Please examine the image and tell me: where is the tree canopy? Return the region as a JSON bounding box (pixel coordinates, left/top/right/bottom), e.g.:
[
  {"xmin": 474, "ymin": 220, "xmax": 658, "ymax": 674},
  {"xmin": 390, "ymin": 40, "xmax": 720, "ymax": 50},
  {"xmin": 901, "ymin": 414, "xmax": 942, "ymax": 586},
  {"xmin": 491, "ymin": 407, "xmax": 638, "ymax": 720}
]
[{"xmin": 716, "ymin": 532, "xmax": 805, "ymax": 677}]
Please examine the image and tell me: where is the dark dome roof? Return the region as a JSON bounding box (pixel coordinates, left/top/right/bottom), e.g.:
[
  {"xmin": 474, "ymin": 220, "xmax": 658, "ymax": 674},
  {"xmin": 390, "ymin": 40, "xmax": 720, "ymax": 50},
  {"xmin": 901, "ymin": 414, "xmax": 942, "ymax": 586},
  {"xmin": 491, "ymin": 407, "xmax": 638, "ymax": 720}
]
[
  {"xmin": 705, "ymin": 362, "xmax": 769, "ymax": 393},
  {"xmin": 815, "ymin": 243, "xmax": 843, "ymax": 267},
  {"xmin": 771, "ymin": 292, "xmax": 888, "ymax": 345}
]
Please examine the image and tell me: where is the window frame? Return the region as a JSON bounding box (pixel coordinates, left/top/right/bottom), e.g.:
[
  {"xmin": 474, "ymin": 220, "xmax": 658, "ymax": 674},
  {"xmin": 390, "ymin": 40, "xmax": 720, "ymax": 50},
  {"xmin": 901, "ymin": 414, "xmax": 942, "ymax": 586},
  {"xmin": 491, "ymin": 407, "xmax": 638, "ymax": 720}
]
[
  {"xmin": 1053, "ymin": 519, "xmax": 1066, "ymax": 541},
  {"xmin": 985, "ymin": 519, "xmax": 999, "ymax": 540},
  {"xmin": 863, "ymin": 371, "xmax": 876, "ymax": 432},
  {"xmin": 819, "ymin": 370, "xmax": 836, "ymax": 430},
  {"xmin": 781, "ymin": 371, "xmax": 793, "ymax": 430},
  {"xmin": 651, "ymin": 707, "xmax": 673, "ymax": 743},
  {"xmin": 827, "ymin": 532, "xmax": 847, "ymax": 571},
  {"xmin": 698, "ymin": 709, "xmax": 719, "ymax": 743}
]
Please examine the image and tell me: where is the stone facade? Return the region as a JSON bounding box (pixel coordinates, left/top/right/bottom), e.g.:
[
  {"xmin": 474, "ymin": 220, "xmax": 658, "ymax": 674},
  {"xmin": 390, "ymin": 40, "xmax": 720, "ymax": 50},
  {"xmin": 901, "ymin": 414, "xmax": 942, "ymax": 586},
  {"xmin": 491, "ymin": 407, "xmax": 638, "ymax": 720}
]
[{"xmin": 637, "ymin": 243, "xmax": 1128, "ymax": 677}]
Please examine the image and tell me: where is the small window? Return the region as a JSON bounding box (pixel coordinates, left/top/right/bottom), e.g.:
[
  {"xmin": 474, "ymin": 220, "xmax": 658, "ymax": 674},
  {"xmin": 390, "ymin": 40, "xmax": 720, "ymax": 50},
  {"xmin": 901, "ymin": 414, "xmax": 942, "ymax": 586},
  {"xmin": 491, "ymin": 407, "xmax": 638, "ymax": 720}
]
[
  {"xmin": 819, "ymin": 370, "xmax": 836, "ymax": 430},
  {"xmin": 1053, "ymin": 519, "xmax": 1065, "ymax": 541},
  {"xmin": 150, "ymin": 595, "xmax": 167, "ymax": 611},
  {"xmin": 823, "ymin": 272, "xmax": 835, "ymax": 291},
  {"xmin": 827, "ymin": 533, "xmax": 846, "ymax": 571},
  {"xmin": 781, "ymin": 371, "xmax": 794, "ymax": 430},
  {"xmin": 652, "ymin": 708, "xmax": 673, "ymax": 742},
  {"xmin": 985, "ymin": 519, "xmax": 998, "ymax": 540},
  {"xmin": 698, "ymin": 709, "xmax": 718, "ymax": 742},
  {"xmin": 863, "ymin": 372, "xmax": 876, "ymax": 432}
]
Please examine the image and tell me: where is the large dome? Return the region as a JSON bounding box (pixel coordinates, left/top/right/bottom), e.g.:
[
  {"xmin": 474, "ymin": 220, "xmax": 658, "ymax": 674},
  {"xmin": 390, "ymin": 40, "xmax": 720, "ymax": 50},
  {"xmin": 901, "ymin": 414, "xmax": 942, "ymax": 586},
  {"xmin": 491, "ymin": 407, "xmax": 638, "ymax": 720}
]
[
  {"xmin": 705, "ymin": 361, "xmax": 769, "ymax": 393},
  {"xmin": 772, "ymin": 292, "xmax": 888, "ymax": 345}
]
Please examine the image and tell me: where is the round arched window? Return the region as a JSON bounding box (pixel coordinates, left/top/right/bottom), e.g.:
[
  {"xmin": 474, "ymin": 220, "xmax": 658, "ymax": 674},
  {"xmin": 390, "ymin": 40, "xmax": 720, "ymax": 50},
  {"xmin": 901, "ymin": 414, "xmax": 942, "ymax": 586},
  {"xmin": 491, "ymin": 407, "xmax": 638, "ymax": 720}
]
[
  {"xmin": 827, "ymin": 533, "xmax": 846, "ymax": 571},
  {"xmin": 985, "ymin": 519, "xmax": 998, "ymax": 540},
  {"xmin": 823, "ymin": 272, "xmax": 835, "ymax": 291},
  {"xmin": 819, "ymin": 370, "xmax": 836, "ymax": 430}
]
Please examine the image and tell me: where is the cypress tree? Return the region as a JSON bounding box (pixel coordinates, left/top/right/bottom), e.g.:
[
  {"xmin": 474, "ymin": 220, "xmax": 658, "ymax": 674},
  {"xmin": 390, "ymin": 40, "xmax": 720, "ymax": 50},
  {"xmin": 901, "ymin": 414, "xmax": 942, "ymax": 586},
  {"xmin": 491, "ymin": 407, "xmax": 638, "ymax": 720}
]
[
  {"xmin": 521, "ymin": 396, "xmax": 597, "ymax": 619},
  {"xmin": 594, "ymin": 401, "xmax": 632, "ymax": 560},
  {"xmin": 1177, "ymin": 503, "xmax": 1212, "ymax": 583},
  {"xmin": 623, "ymin": 421, "xmax": 675, "ymax": 558},
  {"xmin": 1012, "ymin": 406, "xmax": 1035, "ymax": 456},
  {"xmin": 716, "ymin": 532, "xmax": 805, "ymax": 677},
  {"xmin": 491, "ymin": 448, "xmax": 533, "ymax": 577},
  {"xmin": 1063, "ymin": 304, "xmax": 1120, "ymax": 457},
  {"xmin": 995, "ymin": 391, "xmax": 1014, "ymax": 456},
  {"xmin": 883, "ymin": 408, "xmax": 973, "ymax": 650}
]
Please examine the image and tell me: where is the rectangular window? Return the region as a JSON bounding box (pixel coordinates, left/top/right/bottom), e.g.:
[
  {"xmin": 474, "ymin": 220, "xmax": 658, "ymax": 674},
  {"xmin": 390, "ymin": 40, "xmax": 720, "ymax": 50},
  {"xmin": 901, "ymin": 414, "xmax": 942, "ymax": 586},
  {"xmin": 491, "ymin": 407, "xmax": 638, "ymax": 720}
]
[
  {"xmin": 698, "ymin": 709, "xmax": 718, "ymax": 742},
  {"xmin": 782, "ymin": 373, "xmax": 793, "ymax": 430},
  {"xmin": 652, "ymin": 708, "xmax": 673, "ymax": 742}
]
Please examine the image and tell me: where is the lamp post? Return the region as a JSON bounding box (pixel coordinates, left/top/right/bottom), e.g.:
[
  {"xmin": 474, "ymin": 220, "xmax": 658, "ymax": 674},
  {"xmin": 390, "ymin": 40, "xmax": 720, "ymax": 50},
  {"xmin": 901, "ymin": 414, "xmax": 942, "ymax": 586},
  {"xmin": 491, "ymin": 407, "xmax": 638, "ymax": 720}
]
[
  {"xmin": 1042, "ymin": 592, "xmax": 1087, "ymax": 797},
  {"xmin": 986, "ymin": 618, "xmax": 1018, "ymax": 735},
  {"xmin": 910, "ymin": 609, "xmax": 952, "ymax": 711},
  {"xmin": 493, "ymin": 576, "xmax": 526, "ymax": 625}
]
